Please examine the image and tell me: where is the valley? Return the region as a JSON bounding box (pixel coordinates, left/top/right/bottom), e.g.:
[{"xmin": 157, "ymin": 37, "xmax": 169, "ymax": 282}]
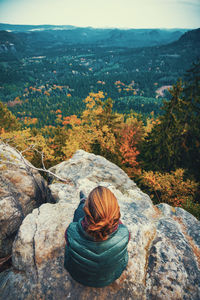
[{"xmin": 0, "ymin": 25, "xmax": 199, "ymax": 127}]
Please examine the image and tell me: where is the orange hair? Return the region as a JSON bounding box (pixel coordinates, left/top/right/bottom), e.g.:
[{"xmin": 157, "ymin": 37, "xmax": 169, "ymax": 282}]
[{"xmin": 84, "ymin": 186, "xmax": 120, "ymax": 241}]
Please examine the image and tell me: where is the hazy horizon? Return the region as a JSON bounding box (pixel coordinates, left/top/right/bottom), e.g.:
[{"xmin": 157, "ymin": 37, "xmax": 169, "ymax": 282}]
[
  {"xmin": 0, "ymin": 22, "xmax": 198, "ymax": 30},
  {"xmin": 0, "ymin": 0, "xmax": 199, "ymax": 29}
]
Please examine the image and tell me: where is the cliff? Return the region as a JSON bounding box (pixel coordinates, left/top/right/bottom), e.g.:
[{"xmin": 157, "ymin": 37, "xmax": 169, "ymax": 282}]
[{"xmin": 0, "ymin": 147, "xmax": 200, "ymax": 299}]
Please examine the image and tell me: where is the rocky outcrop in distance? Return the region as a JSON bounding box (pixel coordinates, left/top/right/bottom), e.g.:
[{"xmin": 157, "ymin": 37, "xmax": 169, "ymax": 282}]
[
  {"xmin": 0, "ymin": 149, "xmax": 200, "ymax": 299},
  {"xmin": 0, "ymin": 143, "xmax": 54, "ymax": 258}
]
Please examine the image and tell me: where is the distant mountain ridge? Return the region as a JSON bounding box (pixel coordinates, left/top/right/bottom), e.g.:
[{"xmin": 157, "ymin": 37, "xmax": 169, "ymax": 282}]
[
  {"xmin": 0, "ymin": 23, "xmax": 189, "ymax": 50},
  {"xmin": 178, "ymin": 27, "xmax": 200, "ymax": 43},
  {"xmin": 159, "ymin": 28, "xmax": 200, "ymax": 53},
  {"xmin": 0, "ymin": 23, "xmax": 76, "ymax": 32}
]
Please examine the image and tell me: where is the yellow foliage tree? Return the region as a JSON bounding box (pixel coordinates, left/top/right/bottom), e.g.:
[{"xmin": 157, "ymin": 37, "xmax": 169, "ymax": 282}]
[
  {"xmin": 62, "ymin": 92, "xmax": 124, "ymax": 162},
  {"xmin": 0, "ymin": 128, "xmax": 55, "ymax": 169},
  {"xmin": 0, "ymin": 101, "xmax": 21, "ymax": 132},
  {"xmin": 140, "ymin": 168, "xmax": 198, "ymax": 207}
]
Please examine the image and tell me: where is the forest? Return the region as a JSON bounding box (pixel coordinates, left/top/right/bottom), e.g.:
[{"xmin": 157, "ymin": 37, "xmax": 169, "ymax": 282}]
[
  {"xmin": 0, "ymin": 27, "xmax": 199, "ymax": 125},
  {"xmin": 0, "ymin": 26, "xmax": 200, "ymax": 219}
]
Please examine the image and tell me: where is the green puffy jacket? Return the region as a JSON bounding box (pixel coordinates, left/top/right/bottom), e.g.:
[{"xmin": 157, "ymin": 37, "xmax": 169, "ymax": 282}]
[{"xmin": 64, "ymin": 218, "xmax": 129, "ymax": 287}]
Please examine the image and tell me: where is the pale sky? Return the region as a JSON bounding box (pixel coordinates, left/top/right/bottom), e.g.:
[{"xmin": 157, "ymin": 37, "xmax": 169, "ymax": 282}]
[{"xmin": 0, "ymin": 0, "xmax": 199, "ymax": 29}]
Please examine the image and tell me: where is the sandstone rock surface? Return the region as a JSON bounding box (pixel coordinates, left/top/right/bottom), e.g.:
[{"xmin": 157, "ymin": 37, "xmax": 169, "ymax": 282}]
[
  {"xmin": 0, "ymin": 150, "xmax": 200, "ymax": 299},
  {"xmin": 0, "ymin": 143, "xmax": 54, "ymax": 258}
]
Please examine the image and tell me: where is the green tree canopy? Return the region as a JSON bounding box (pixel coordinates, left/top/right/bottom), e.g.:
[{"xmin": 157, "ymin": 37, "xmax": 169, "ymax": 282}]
[{"xmin": 140, "ymin": 60, "xmax": 200, "ymax": 180}]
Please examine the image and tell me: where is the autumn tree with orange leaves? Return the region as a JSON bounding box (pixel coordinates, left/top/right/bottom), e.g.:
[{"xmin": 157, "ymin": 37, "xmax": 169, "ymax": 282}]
[
  {"xmin": 60, "ymin": 92, "xmax": 144, "ymax": 173},
  {"xmin": 119, "ymin": 114, "xmax": 144, "ymax": 177},
  {"xmin": 62, "ymin": 92, "xmax": 122, "ymax": 163}
]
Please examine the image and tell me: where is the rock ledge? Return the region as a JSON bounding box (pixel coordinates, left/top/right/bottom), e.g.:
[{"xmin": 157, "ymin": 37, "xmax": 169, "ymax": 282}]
[{"xmin": 0, "ymin": 150, "xmax": 200, "ymax": 300}]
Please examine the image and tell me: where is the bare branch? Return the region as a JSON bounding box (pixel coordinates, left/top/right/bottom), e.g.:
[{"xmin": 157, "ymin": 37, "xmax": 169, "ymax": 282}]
[
  {"xmin": 0, "ymin": 140, "xmax": 74, "ymax": 185},
  {"xmin": 33, "ymin": 148, "xmax": 46, "ymax": 170},
  {"xmin": 0, "ymin": 158, "xmax": 72, "ymax": 184}
]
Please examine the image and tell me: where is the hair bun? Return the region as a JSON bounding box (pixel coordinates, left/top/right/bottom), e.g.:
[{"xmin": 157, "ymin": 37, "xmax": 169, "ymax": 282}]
[
  {"xmin": 83, "ymin": 186, "xmax": 120, "ymax": 241},
  {"xmin": 89, "ymin": 218, "xmax": 114, "ymax": 237}
]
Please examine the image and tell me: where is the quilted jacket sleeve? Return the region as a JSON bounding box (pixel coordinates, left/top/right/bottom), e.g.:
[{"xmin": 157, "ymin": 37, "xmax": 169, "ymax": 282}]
[
  {"xmin": 65, "ymin": 199, "xmax": 86, "ymax": 245},
  {"xmin": 73, "ymin": 199, "xmax": 86, "ymax": 222}
]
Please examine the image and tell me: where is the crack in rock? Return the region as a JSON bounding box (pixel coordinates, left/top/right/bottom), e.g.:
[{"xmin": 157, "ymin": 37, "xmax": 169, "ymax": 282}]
[
  {"xmin": 32, "ymin": 210, "xmax": 39, "ymax": 283},
  {"xmin": 143, "ymin": 228, "xmax": 157, "ymax": 286}
]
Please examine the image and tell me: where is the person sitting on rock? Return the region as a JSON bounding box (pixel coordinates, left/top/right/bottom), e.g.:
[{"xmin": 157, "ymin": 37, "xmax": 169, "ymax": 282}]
[{"xmin": 64, "ymin": 186, "xmax": 130, "ymax": 287}]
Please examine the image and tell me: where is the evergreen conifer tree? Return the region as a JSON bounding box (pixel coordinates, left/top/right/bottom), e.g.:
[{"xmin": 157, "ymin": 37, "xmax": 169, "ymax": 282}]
[{"xmin": 140, "ymin": 60, "xmax": 200, "ymax": 180}]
